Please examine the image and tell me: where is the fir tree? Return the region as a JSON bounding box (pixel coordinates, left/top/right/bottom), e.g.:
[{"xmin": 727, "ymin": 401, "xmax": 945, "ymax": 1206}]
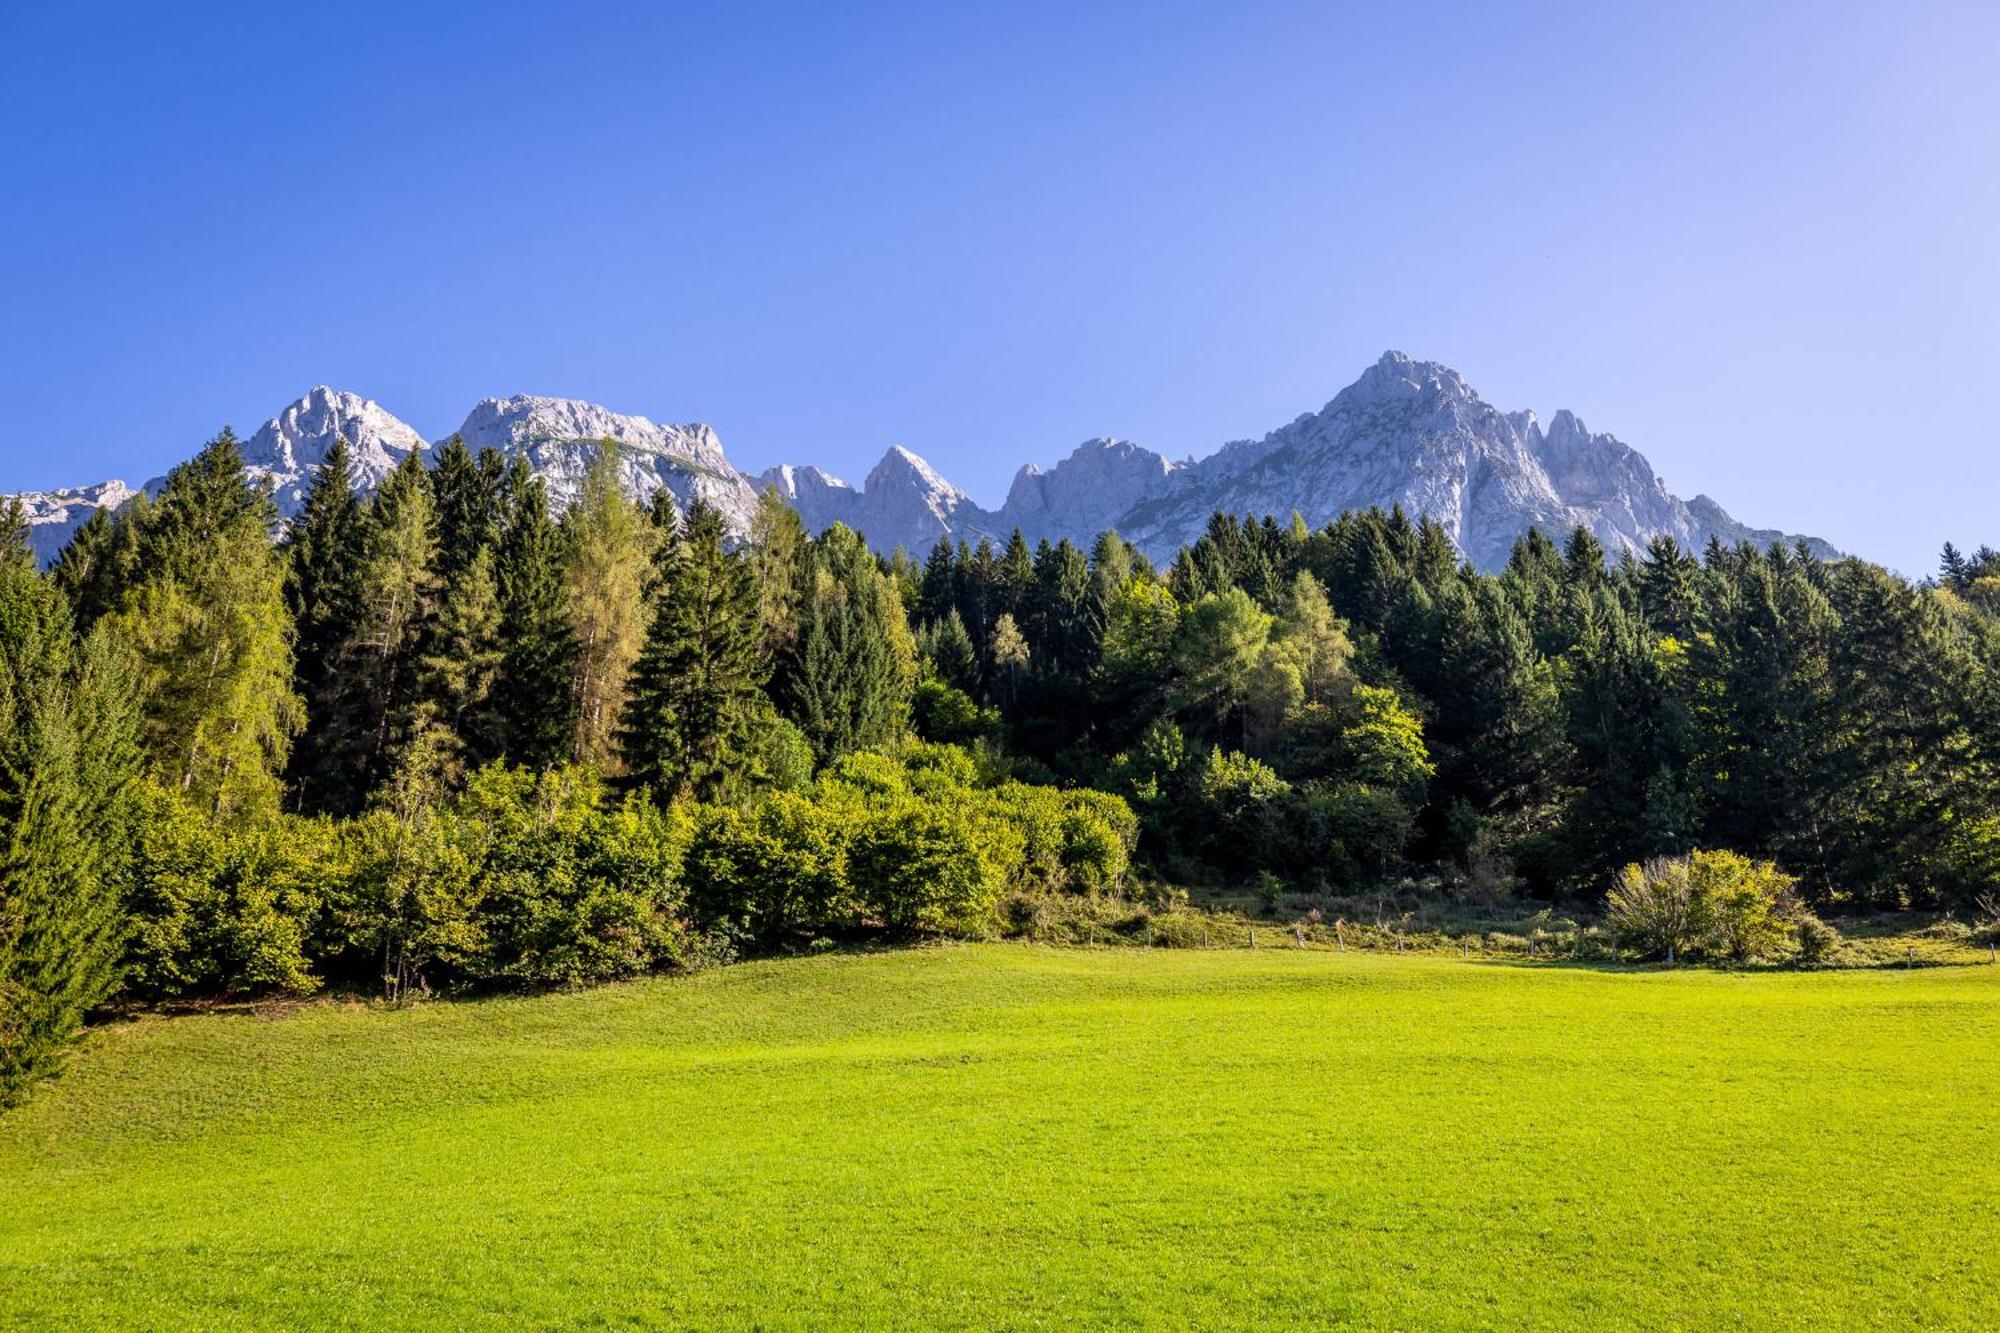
[
  {"xmin": 618, "ymin": 501, "xmax": 769, "ymax": 800},
  {"xmin": 333, "ymin": 452, "xmax": 441, "ymax": 800},
  {"xmin": 491, "ymin": 459, "xmax": 577, "ymax": 769},
  {"xmin": 781, "ymin": 524, "xmax": 914, "ymax": 760},
  {"xmin": 281, "ymin": 438, "xmax": 365, "ymax": 812},
  {"xmin": 0, "ymin": 509, "xmax": 141, "ymax": 1105}
]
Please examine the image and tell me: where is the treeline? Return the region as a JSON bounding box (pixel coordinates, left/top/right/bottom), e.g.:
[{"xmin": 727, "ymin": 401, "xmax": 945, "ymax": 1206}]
[
  {"xmin": 4, "ymin": 424, "xmax": 1998, "ymax": 1102},
  {"xmin": 900, "ymin": 509, "xmax": 2000, "ymax": 910}
]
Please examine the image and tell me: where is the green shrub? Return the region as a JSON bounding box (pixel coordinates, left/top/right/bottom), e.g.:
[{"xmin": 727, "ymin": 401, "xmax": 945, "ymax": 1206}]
[
  {"xmin": 125, "ymin": 785, "xmax": 333, "ymax": 999},
  {"xmin": 683, "ymin": 792, "xmax": 851, "ymax": 945},
  {"xmin": 847, "ymin": 801, "xmax": 1005, "ymax": 937},
  {"xmin": 1146, "ymin": 911, "xmax": 1210, "ymax": 948},
  {"xmin": 469, "ymin": 790, "xmax": 691, "ymax": 987},
  {"xmin": 911, "ymin": 679, "xmax": 999, "ymax": 745},
  {"xmin": 1795, "ymin": 915, "xmax": 1843, "ymax": 967},
  {"xmin": 1606, "ymin": 849, "xmax": 1816, "ymax": 963}
]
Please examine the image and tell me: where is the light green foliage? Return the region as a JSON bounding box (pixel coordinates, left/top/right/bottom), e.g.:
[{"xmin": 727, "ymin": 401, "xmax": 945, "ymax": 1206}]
[
  {"xmin": 124, "ymin": 783, "xmax": 334, "ymax": 999},
  {"xmin": 683, "ymin": 792, "xmax": 853, "ymax": 946},
  {"xmin": 107, "ymin": 432, "xmax": 301, "ymax": 819},
  {"xmin": 1171, "ymin": 587, "xmax": 1272, "ymax": 741},
  {"xmin": 910, "ymin": 676, "xmax": 1000, "ymax": 745},
  {"xmin": 449, "ymin": 766, "xmax": 691, "ymax": 987},
  {"xmin": 1340, "ymin": 683, "xmax": 1433, "ymax": 801},
  {"xmin": 562, "ymin": 441, "xmax": 656, "ymax": 768},
  {"xmin": 1606, "ymin": 848, "xmax": 1814, "ymax": 962},
  {"xmin": 5, "ymin": 950, "xmax": 1998, "ymax": 1326},
  {"xmin": 847, "ymin": 801, "xmax": 1008, "ymax": 936}
]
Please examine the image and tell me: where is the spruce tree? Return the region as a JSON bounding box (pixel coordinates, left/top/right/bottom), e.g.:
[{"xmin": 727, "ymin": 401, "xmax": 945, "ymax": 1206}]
[
  {"xmin": 416, "ymin": 543, "xmax": 504, "ymax": 775},
  {"xmin": 781, "ymin": 524, "xmax": 914, "ymax": 760},
  {"xmin": 919, "ymin": 609, "xmax": 980, "ymax": 694},
  {"xmin": 50, "ymin": 494, "xmax": 151, "ymax": 636},
  {"xmin": 430, "ymin": 436, "xmax": 507, "ymax": 583},
  {"xmin": 618, "ymin": 501, "xmax": 769, "ymax": 800},
  {"xmin": 281, "ymin": 438, "xmax": 365, "ymax": 812},
  {"xmin": 490, "ymin": 459, "xmax": 577, "ymax": 768},
  {"xmin": 0, "ymin": 508, "xmax": 141, "ymax": 1105},
  {"xmin": 331, "ymin": 452, "xmax": 440, "ymax": 801}
]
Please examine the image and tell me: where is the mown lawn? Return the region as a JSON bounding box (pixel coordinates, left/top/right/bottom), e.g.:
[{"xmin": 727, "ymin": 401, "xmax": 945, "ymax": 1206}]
[{"xmin": 3, "ymin": 946, "xmax": 1996, "ymax": 1328}]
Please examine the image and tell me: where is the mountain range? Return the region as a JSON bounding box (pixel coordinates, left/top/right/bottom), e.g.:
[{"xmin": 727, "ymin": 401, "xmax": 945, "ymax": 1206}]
[{"xmin": 7, "ymin": 352, "xmax": 1834, "ymax": 570}]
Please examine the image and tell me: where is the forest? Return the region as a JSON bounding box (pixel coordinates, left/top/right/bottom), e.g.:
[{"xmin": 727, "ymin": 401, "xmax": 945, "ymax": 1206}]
[{"xmin": 5, "ymin": 428, "xmax": 2000, "ymax": 1104}]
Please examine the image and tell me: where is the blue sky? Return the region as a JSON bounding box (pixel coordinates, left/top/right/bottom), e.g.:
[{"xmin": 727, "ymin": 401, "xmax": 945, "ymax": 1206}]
[{"xmin": 2, "ymin": 0, "xmax": 1995, "ymax": 573}]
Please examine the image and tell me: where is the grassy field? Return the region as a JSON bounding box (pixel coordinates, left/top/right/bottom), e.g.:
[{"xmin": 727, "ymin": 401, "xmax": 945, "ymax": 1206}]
[{"xmin": 3, "ymin": 947, "xmax": 1997, "ymax": 1328}]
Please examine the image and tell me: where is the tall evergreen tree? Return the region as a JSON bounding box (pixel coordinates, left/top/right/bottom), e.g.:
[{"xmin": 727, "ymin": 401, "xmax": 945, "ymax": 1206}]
[
  {"xmin": 328, "ymin": 452, "xmax": 440, "ymax": 802},
  {"xmin": 490, "ymin": 460, "xmax": 577, "ymax": 769},
  {"xmin": 281, "ymin": 438, "xmax": 365, "ymax": 812},
  {"xmin": 50, "ymin": 494, "xmax": 152, "ymax": 636},
  {"xmin": 107, "ymin": 430, "xmax": 300, "ymax": 818},
  {"xmin": 562, "ymin": 442, "xmax": 655, "ymax": 768},
  {"xmin": 0, "ymin": 507, "xmax": 142, "ymax": 1105},
  {"xmin": 618, "ymin": 501, "xmax": 769, "ymax": 800},
  {"xmin": 780, "ymin": 524, "xmax": 914, "ymax": 760}
]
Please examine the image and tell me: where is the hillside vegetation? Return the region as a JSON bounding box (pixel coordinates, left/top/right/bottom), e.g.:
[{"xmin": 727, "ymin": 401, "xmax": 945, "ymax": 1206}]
[{"xmin": 5, "ymin": 947, "xmax": 1998, "ymax": 1328}]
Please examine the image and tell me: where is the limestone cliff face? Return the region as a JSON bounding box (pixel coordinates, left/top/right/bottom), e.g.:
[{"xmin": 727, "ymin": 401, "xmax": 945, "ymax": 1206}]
[{"xmin": 449, "ymin": 395, "xmax": 759, "ymax": 534}]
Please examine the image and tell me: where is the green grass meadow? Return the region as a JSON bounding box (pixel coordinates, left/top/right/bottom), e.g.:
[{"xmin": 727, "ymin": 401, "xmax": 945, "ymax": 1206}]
[{"xmin": 3, "ymin": 946, "xmax": 1997, "ymax": 1328}]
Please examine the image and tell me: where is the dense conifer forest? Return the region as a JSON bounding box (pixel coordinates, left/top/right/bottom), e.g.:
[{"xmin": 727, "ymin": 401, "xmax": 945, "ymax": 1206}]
[{"xmin": 5, "ymin": 429, "xmax": 2000, "ymax": 1102}]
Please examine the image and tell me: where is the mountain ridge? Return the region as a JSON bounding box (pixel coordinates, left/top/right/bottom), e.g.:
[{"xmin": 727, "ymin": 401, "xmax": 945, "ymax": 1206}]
[{"xmin": 6, "ymin": 353, "xmax": 1837, "ymax": 570}]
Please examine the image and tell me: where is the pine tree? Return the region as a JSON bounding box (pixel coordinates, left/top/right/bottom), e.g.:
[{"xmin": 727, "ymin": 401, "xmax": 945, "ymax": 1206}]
[
  {"xmin": 919, "ymin": 609, "xmax": 980, "ymax": 694},
  {"xmin": 997, "ymin": 530, "xmax": 1034, "ymax": 619},
  {"xmin": 749, "ymin": 487, "xmax": 809, "ymax": 661},
  {"xmin": 430, "ymin": 436, "xmax": 507, "ymax": 584},
  {"xmin": 107, "ymin": 430, "xmax": 300, "ymax": 819},
  {"xmin": 331, "ymin": 452, "xmax": 441, "ymax": 801},
  {"xmin": 618, "ymin": 501, "xmax": 769, "ymax": 800},
  {"xmin": 781, "ymin": 524, "xmax": 914, "ymax": 760},
  {"xmin": 919, "ymin": 538, "xmax": 958, "ymax": 627},
  {"xmin": 281, "ymin": 438, "xmax": 365, "ymax": 812},
  {"xmin": 562, "ymin": 441, "xmax": 655, "ymax": 768},
  {"xmin": 0, "ymin": 508, "xmax": 141, "ymax": 1105},
  {"xmin": 490, "ymin": 460, "xmax": 577, "ymax": 769},
  {"xmin": 416, "ymin": 543, "xmax": 504, "ymax": 775},
  {"xmin": 1940, "ymin": 541, "xmax": 1970, "ymax": 590},
  {"xmin": 50, "ymin": 494, "xmax": 151, "ymax": 636}
]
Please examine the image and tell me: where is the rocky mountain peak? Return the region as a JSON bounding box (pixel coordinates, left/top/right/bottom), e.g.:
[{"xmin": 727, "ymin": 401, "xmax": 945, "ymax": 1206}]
[
  {"xmin": 866, "ymin": 445, "xmax": 965, "ymax": 502},
  {"xmin": 243, "ymin": 387, "xmax": 428, "ymax": 510}
]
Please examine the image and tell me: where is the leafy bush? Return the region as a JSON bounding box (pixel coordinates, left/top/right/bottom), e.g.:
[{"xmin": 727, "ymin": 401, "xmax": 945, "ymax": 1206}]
[
  {"xmin": 847, "ymin": 801, "xmax": 1006, "ymax": 936},
  {"xmin": 464, "ymin": 780, "xmax": 691, "ymax": 987},
  {"xmin": 683, "ymin": 792, "xmax": 850, "ymax": 946},
  {"xmin": 1606, "ymin": 849, "xmax": 1818, "ymax": 963},
  {"xmin": 1795, "ymin": 915, "xmax": 1843, "ymax": 967},
  {"xmin": 125, "ymin": 784, "xmax": 336, "ymax": 999}
]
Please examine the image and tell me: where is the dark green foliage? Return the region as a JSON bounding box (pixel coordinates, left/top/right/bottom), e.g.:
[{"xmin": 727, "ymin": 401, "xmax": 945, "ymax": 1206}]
[
  {"xmin": 489, "ymin": 461, "xmax": 578, "ymax": 769},
  {"xmin": 617, "ymin": 501, "xmax": 770, "ymax": 800},
  {"xmin": 0, "ymin": 513, "xmax": 141, "ymax": 1104},
  {"xmin": 778, "ymin": 524, "xmax": 913, "ymax": 761},
  {"xmin": 282, "ymin": 439, "xmax": 366, "ymax": 812}
]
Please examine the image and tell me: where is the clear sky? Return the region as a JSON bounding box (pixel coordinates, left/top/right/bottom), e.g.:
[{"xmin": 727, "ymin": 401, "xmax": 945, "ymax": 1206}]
[{"xmin": 3, "ymin": 1, "xmax": 1995, "ymax": 573}]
